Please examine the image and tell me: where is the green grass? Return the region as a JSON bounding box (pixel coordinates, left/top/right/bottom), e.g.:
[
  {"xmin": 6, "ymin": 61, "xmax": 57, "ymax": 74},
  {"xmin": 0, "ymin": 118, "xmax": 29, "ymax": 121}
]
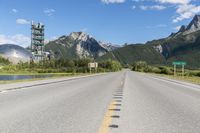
[
  {"xmin": 131, "ymin": 62, "xmax": 200, "ymax": 85},
  {"xmin": 154, "ymin": 73, "xmax": 200, "ymax": 85}
]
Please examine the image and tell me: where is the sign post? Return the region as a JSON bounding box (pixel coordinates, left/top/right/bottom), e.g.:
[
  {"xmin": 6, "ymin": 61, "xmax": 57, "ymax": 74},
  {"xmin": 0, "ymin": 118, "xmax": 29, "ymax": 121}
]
[
  {"xmin": 172, "ymin": 61, "xmax": 186, "ymax": 77},
  {"xmin": 174, "ymin": 64, "xmax": 176, "ymax": 76},
  {"xmin": 88, "ymin": 62, "xmax": 98, "ymax": 74},
  {"xmin": 182, "ymin": 64, "xmax": 185, "ymax": 77}
]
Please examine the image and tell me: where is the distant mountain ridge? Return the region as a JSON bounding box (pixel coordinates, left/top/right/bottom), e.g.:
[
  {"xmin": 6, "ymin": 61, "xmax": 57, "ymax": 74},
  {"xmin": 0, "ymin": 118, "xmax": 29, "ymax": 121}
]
[
  {"xmin": 98, "ymin": 15, "xmax": 200, "ymax": 68},
  {"xmin": 45, "ymin": 15, "xmax": 200, "ymax": 68},
  {"xmin": 171, "ymin": 15, "xmax": 200, "ymax": 37},
  {"xmin": 45, "ymin": 32, "xmax": 119, "ymax": 59},
  {"xmin": 98, "ymin": 41, "xmax": 120, "ymax": 51}
]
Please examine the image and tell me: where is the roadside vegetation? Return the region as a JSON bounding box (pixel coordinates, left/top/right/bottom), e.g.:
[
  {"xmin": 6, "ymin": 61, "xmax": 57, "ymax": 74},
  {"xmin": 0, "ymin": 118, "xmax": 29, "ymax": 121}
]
[
  {"xmin": 0, "ymin": 57, "xmax": 122, "ymax": 75},
  {"xmin": 132, "ymin": 61, "xmax": 173, "ymax": 75},
  {"xmin": 132, "ymin": 61, "xmax": 200, "ymax": 84},
  {"xmin": 0, "ymin": 56, "xmax": 10, "ymax": 66}
]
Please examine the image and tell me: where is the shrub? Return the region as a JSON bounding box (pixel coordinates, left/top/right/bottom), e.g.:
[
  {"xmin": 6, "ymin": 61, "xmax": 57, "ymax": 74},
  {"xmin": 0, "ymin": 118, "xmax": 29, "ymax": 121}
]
[
  {"xmin": 132, "ymin": 61, "xmax": 148, "ymax": 72},
  {"xmin": 158, "ymin": 66, "xmax": 173, "ymax": 75},
  {"xmin": 98, "ymin": 60, "xmax": 122, "ymax": 72}
]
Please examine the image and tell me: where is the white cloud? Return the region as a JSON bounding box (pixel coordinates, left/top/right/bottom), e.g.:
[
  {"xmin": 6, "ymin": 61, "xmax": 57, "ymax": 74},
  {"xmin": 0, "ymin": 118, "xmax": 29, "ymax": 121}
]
[
  {"xmin": 140, "ymin": 5, "xmax": 166, "ymax": 10},
  {"xmin": 0, "ymin": 35, "xmax": 15, "ymax": 44},
  {"xmin": 132, "ymin": 0, "xmax": 140, "ymax": 2},
  {"xmin": 45, "ymin": 36, "xmax": 58, "ymax": 44},
  {"xmin": 154, "ymin": 0, "xmax": 200, "ymax": 23},
  {"xmin": 132, "ymin": 0, "xmax": 190, "ymax": 4},
  {"xmin": 0, "ymin": 34, "xmax": 30, "ymax": 48},
  {"xmin": 174, "ymin": 25, "xmax": 181, "ymax": 30},
  {"xmin": 132, "ymin": 5, "xmax": 136, "ymax": 9},
  {"xmin": 44, "ymin": 8, "xmax": 56, "ymax": 16},
  {"xmin": 134, "ymin": 0, "xmax": 200, "ymax": 23},
  {"xmin": 101, "ymin": 0, "xmax": 126, "ymax": 4},
  {"xmin": 11, "ymin": 9, "xmax": 18, "ymax": 13},
  {"xmin": 173, "ymin": 4, "xmax": 200, "ymax": 23},
  {"xmin": 132, "ymin": 0, "xmax": 148, "ymax": 2},
  {"xmin": 156, "ymin": 0, "xmax": 190, "ymax": 4},
  {"xmin": 16, "ymin": 18, "xmax": 30, "ymax": 25}
]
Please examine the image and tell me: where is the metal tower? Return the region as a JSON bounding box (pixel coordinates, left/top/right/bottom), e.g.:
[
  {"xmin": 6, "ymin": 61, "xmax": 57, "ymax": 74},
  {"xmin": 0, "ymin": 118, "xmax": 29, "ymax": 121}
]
[{"xmin": 31, "ymin": 21, "xmax": 45, "ymax": 61}]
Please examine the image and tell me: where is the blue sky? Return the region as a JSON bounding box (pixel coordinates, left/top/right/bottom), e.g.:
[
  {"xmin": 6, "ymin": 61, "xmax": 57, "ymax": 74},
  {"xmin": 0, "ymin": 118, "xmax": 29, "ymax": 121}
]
[{"xmin": 0, "ymin": 0, "xmax": 200, "ymax": 47}]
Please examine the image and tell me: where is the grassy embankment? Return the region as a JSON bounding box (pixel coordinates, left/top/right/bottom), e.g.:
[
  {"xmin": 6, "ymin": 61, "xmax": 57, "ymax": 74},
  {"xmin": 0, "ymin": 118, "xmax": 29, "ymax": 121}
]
[
  {"xmin": 132, "ymin": 61, "xmax": 200, "ymax": 84},
  {"xmin": 154, "ymin": 73, "xmax": 200, "ymax": 84}
]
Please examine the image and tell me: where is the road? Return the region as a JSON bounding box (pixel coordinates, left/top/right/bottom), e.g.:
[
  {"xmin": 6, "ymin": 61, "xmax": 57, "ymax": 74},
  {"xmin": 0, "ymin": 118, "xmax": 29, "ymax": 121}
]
[{"xmin": 0, "ymin": 70, "xmax": 200, "ymax": 133}]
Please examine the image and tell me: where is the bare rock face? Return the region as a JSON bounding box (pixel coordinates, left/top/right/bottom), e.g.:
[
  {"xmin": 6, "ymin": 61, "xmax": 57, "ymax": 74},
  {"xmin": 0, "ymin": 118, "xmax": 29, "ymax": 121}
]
[
  {"xmin": 174, "ymin": 15, "xmax": 200, "ymax": 36},
  {"xmin": 69, "ymin": 32, "xmax": 107, "ymax": 58},
  {"xmin": 169, "ymin": 15, "xmax": 200, "ymax": 38},
  {"xmin": 152, "ymin": 15, "xmax": 200, "ymax": 60},
  {"xmin": 178, "ymin": 25, "xmax": 187, "ymax": 33},
  {"xmin": 45, "ymin": 32, "xmax": 119, "ymax": 59},
  {"xmin": 154, "ymin": 45, "xmax": 163, "ymax": 53},
  {"xmin": 98, "ymin": 41, "xmax": 121, "ymax": 51},
  {"xmin": 185, "ymin": 15, "xmax": 200, "ymax": 34}
]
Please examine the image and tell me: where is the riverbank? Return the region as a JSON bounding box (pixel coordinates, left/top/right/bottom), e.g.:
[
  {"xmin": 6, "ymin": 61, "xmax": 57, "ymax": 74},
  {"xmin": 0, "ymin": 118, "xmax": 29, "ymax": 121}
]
[
  {"xmin": 0, "ymin": 73, "xmax": 96, "ymax": 84},
  {"xmin": 0, "ymin": 72, "xmax": 73, "ymax": 76},
  {"xmin": 0, "ymin": 73, "xmax": 106, "ymax": 91}
]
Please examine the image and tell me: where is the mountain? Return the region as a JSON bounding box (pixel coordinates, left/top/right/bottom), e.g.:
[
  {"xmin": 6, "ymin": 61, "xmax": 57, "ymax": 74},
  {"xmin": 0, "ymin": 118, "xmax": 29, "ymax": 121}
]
[
  {"xmin": 98, "ymin": 15, "xmax": 200, "ymax": 68},
  {"xmin": 170, "ymin": 15, "xmax": 200, "ymax": 37},
  {"xmin": 98, "ymin": 41, "xmax": 121, "ymax": 51},
  {"xmin": 45, "ymin": 32, "xmax": 118, "ymax": 59},
  {"xmin": 186, "ymin": 15, "xmax": 200, "ymax": 33},
  {"xmin": 98, "ymin": 44, "xmax": 166, "ymax": 65}
]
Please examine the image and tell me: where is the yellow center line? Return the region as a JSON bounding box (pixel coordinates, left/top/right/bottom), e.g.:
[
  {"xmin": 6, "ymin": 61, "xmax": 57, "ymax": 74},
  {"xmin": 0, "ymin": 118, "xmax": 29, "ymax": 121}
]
[{"xmin": 97, "ymin": 101, "xmax": 117, "ymax": 133}]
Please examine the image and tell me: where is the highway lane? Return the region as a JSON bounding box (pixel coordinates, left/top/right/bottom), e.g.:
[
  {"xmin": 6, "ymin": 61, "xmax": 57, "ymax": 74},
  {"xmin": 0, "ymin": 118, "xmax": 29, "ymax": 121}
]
[
  {"xmin": 0, "ymin": 72, "xmax": 125, "ymax": 133},
  {"xmin": 111, "ymin": 71, "xmax": 200, "ymax": 133},
  {"xmin": 1, "ymin": 71, "xmax": 200, "ymax": 133}
]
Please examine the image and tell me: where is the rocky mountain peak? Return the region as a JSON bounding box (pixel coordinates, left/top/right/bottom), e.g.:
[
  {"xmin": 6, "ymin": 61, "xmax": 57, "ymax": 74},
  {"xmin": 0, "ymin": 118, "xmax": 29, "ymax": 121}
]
[
  {"xmin": 178, "ymin": 25, "xmax": 186, "ymax": 33},
  {"xmin": 46, "ymin": 32, "xmax": 120, "ymax": 59},
  {"xmin": 99, "ymin": 41, "xmax": 120, "ymax": 51},
  {"xmin": 192, "ymin": 15, "xmax": 200, "ymax": 23},
  {"xmin": 69, "ymin": 32, "xmax": 92, "ymax": 42},
  {"xmin": 185, "ymin": 15, "xmax": 200, "ymax": 33},
  {"xmin": 170, "ymin": 15, "xmax": 200, "ymax": 37}
]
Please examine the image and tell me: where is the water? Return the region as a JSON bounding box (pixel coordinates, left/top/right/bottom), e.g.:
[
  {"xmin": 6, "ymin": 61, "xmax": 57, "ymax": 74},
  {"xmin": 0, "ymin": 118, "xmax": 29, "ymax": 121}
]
[{"xmin": 0, "ymin": 75, "xmax": 53, "ymax": 81}]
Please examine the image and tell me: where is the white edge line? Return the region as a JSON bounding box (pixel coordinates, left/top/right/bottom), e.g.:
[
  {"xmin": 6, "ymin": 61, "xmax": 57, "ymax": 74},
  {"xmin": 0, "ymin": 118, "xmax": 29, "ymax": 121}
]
[{"xmin": 150, "ymin": 76, "xmax": 200, "ymax": 91}]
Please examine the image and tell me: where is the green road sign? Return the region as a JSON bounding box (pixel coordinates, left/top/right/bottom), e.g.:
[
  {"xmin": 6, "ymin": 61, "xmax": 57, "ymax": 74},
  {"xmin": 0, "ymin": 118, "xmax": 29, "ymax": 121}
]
[{"xmin": 173, "ymin": 61, "xmax": 186, "ymax": 65}]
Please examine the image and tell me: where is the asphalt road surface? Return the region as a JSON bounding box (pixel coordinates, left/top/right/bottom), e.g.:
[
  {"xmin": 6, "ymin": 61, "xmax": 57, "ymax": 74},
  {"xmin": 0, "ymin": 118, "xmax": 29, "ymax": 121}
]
[{"xmin": 0, "ymin": 70, "xmax": 200, "ymax": 133}]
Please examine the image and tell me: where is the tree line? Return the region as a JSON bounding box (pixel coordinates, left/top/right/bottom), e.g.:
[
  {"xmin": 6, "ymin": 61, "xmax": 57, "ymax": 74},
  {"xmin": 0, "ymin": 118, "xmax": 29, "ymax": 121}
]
[
  {"xmin": 0, "ymin": 56, "xmax": 10, "ymax": 66},
  {"xmin": 0, "ymin": 57, "xmax": 122, "ymax": 73}
]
